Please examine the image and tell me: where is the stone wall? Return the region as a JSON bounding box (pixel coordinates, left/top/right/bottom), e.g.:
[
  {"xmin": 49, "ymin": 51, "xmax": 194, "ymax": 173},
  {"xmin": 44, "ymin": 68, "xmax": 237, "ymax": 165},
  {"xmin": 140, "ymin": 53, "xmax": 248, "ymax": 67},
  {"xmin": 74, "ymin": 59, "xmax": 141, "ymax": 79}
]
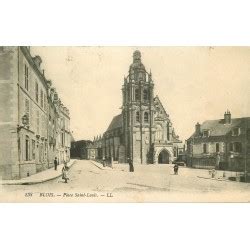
[{"xmin": 0, "ymin": 47, "xmax": 20, "ymax": 180}]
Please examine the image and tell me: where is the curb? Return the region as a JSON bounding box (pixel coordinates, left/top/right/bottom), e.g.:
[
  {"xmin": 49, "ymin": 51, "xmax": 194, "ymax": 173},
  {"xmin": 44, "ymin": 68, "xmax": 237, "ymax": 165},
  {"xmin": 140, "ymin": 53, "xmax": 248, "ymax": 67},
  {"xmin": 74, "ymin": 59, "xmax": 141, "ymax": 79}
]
[
  {"xmin": 90, "ymin": 160, "xmax": 121, "ymax": 171},
  {"xmin": 1, "ymin": 160, "xmax": 76, "ymax": 185},
  {"xmin": 90, "ymin": 160, "xmax": 127, "ymax": 172},
  {"xmin": 90, "ymin": 160, "xmax": 110, "ymax": 170},
  {"xmin": 197, "ymin": 176, "xmax": 232, "ymax": 182}
]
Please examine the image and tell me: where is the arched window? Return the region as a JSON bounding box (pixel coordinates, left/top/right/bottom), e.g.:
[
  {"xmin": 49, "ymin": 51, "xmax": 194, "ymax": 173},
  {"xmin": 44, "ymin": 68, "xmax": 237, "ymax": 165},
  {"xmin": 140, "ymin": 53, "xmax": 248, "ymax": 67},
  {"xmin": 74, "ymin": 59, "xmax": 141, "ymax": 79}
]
[
  {"xmin": 143, "ymin": 89, "xmax": 148, "ymax": 101},
  {"xmin": 136, "ymin": 111, "xmax": 140, "ymax": 122},
  {"xmin": 135, "ymin": 88, "xmax": 140, "ymax": 101},
  {"xmin": 144, "ymin": 112, "xmax": 149, "ymax": 123},
  {"xmin": 155, "ymin": 124, "xmax": 163, "ymax": 140}
]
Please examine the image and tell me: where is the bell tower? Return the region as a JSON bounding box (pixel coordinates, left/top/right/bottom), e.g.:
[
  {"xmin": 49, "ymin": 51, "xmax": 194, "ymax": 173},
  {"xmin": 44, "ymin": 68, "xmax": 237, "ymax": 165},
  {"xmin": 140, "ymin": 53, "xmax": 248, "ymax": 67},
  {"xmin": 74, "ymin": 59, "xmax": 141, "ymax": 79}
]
[{"xmin": 122, "ymin": 50, "xmax": 155, "ymax": 164}]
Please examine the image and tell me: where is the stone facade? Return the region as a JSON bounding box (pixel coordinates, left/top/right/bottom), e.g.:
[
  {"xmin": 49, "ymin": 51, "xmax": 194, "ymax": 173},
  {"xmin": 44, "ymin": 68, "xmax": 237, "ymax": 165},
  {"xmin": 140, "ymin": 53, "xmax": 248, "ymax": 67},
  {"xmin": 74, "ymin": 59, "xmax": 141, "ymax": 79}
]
[
  {"xmin": 0, "ymin": 46, "xmax": 70, "ymax": 180},
  {"xmin": 186, "ymin": 111, "xmax": 250, "ymax": 171},
  {"xmin": 90, "ymin": 50, "xmax": 182, "ymax": 164}
]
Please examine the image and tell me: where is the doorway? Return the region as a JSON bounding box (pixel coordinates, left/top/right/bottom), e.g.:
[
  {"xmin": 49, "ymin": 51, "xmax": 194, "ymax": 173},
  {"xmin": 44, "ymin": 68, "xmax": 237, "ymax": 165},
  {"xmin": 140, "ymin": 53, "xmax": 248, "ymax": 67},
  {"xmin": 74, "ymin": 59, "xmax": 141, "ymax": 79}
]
[{"xmin": 158, "ymin": 149, "xmax": 169, "ymax": 164}]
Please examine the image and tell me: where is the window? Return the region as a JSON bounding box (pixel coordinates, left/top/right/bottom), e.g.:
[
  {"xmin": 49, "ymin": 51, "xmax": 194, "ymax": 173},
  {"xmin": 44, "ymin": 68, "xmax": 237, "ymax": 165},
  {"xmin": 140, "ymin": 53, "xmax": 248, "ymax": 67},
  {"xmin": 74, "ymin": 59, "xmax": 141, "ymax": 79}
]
[
  {"xmin": 126, "ymin": 88, "xmax": 130, "ymax": 102},
  {"xmin": 32, "ymin": 140, "xmax": 35, "ymax": 160},
  {"xmin": 167, "ymin": 123, "xmax": 170, "ymax": 141},
  {"xmin": 44, "ymin": 142, "xmax": 47, "ymax": 161},
  {"xmin": 216, "ymin": 143, "xmax": 220, "ymax": 152},
  {"xmin": 25, "ymin": 136, "xmax": 30, "ymax": 161},
  {"xmin": 135, "ymin": 88, "xmax": 140, "ymax": 101},
  {"xmin": 25, "ymin": 99, "xmax": 29, "ymax": 115},
  {"xmin": 144, "ymin": 112, "xmax": 149, "ymax": 123},
  {"xmin": 155, "ymin": 125, "xmax": 163, "ymax": 140},
  {"xmin": 247, "ymin": 144, "xmax": 250, "ymax": 154},
  {"xmin": 229, "ymin": 143, "xmax": 233, "ymax": 151},
  {"xmin": 44, "ymin": 93, "xmax": 46, "ymax": 110},
  {"xmin": 35, "ymin": 82, "xmax": 39, "ymax": 102},
  {"xmin": 203, "ymin": 143, "xmax": 208, "ymax": 153},
  {"xmin": 61, "ymin": 132, "xmax": 64, "ymax": 146},
  {"xmin": 247, "ymin": 129, "xmax": 250, "ymax": 141},
  {"xmin": 203, "ymin": 130, "xmax": 209, "ymax": 137},
  {"xmin": 36, "ymin": 111, "xmax": 40, "ymax": 135},
  {"xmin": 136, "ymin": 111, "xmax": 140, "ymax": 122},
  {"xmin": 40, "ymin": 90, "xmax": 43, "ymax": 108},
  {"xmin": 24, "ymin": 64, "xmax": 29, "ymax": 90},
  {"xmin": 232, "ymin": 128, "xmax": 240, "ymax": 136},
  {"xmin": 174, "ymin": 147, "xmax": 177, "ymax": 157},
  {"xmin": 234, "ymin": 142, "xmax": 242, "ymax": 153},
  {"xmin": 143, "ymin": 89, "xmax": 148, "ymax": 101},
  {"xmin": 138, "ymin": 72, "xmax": 143, "ymax": 79},
  {"xmin": 39, "ymin": 144, "xmax": 42, "ymax": 162}
]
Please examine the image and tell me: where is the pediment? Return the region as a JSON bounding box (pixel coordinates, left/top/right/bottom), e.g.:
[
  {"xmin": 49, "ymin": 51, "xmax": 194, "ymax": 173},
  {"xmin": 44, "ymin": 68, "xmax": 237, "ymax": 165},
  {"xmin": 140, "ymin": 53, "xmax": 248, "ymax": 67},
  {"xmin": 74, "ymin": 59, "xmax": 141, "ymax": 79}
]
[{"xmin": 153, "ymin": 96, "xmax": 169, "ymax": 120}]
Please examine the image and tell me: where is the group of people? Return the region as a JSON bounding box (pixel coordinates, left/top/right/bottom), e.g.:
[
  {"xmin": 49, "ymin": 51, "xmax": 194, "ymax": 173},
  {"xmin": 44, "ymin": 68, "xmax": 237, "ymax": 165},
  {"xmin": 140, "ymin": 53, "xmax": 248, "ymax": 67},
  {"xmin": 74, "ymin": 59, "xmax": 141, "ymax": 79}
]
[
  {"xmin": 55, "ymin": 155, "xmax": 179, "ymax": 182},
  {"xmin": 54, "ymin": 157, "xmax": 70, "ymax": 183},
  {"xmin": 102, "ymin": 157, "xmax": 179, "ymax": 174}
]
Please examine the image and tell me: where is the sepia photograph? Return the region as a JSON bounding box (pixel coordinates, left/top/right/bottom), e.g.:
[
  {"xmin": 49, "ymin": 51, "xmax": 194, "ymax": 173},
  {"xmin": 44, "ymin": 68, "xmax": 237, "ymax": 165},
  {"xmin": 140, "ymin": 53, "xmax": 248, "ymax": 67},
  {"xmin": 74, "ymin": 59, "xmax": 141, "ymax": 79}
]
[
  {"xmin": 2, "ymin": 2, "xmax": 250, "ymax": 250},
  {"xmin": 0, "ymin": 46, "xmax": 250, "ymax": 202}
]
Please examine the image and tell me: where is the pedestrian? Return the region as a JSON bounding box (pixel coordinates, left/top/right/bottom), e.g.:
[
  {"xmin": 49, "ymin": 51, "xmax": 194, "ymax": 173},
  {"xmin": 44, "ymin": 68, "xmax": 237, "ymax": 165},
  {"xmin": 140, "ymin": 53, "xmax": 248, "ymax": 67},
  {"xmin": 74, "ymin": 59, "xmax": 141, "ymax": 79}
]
[
  {"xmin": 54, "ymin": 157, "xmax": 58, "ymax": 171},
  {"xmin": 211, "ymin": 169, "xmax": 216, "ymax": 178},
  {"xmin": 173, "ymin": 164, "xmax": 179, "ymax": 175},
  {"xmin": 128, "ymin": 158, "xmax": 134, "ymax": 172},
  {"xmin": 62, "ymin": 161, "xmax": 69, "ymax": 183},
  {"xmin": 102, "ymin": 157, "xmax": 106, "ymax": 168}
]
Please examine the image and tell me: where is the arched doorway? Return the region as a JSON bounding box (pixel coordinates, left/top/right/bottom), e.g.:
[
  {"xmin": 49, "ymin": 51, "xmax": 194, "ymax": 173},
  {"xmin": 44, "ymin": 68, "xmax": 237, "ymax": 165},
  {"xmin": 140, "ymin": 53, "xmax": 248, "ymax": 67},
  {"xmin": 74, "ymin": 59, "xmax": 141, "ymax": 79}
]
[{"xmin": 158, "ymin": 149, "xmax": 169, "ymax": 164}]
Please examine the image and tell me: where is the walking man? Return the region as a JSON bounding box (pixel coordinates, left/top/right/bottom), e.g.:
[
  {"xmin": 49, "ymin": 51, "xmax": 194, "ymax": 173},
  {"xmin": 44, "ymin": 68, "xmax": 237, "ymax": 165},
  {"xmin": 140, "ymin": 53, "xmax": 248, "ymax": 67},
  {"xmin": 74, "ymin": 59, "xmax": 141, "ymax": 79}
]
[
  {"xmin": 174, "ymin": 164, "xmax": 179, "ymax": 175},
  {"xmin": 54, "ymin": 157, "xmax": 58, "ymax": 171},
  {"xmin": 128, "ymin": 158, "xmax": 134, "ymax": 172},
  {"xmin": 102, "ymin": 157, "xmax": 106, "ymax": 168}
]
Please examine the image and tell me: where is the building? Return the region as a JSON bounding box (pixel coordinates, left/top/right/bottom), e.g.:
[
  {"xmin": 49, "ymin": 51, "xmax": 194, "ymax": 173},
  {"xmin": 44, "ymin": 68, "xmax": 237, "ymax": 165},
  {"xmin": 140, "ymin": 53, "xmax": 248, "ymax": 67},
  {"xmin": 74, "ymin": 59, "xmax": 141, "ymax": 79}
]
[
  {"xmin": 56, "ymin": 98, "xmax": 71, "ymax": 164},
  {"xmin": 186, "ymin": 111, "xmax": 250, "ymax": 171},
  {"xmin": 70, "ymin": 140, "xmax": 92, "ymax": 159},
  {"xmin": 90, "ymin": 50, "xmax": 182, "ymax": 164},
  {"xmin": 86, "ymin": 136, "xmax": 103, "ymax": 160},
  {"xmin": 0, "ymin": 46, "xmax": 70, "ymax": 180}
]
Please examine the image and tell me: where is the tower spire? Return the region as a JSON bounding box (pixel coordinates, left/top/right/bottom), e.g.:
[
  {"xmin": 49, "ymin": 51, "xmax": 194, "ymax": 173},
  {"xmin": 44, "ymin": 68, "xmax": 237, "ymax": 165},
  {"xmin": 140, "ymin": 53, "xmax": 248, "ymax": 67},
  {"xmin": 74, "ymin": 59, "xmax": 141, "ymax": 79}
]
[{"xmin": 133, "ymin": 50, "xmax": 141, "ymax": 63}]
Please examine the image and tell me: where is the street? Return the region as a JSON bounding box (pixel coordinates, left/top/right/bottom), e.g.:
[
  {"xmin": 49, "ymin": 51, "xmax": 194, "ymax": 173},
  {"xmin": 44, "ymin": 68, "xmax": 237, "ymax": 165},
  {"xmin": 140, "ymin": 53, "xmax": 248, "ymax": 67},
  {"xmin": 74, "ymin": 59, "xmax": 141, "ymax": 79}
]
[{"xmin": 2, "ymin": 160, "xmax": 250, "ymax": 202}]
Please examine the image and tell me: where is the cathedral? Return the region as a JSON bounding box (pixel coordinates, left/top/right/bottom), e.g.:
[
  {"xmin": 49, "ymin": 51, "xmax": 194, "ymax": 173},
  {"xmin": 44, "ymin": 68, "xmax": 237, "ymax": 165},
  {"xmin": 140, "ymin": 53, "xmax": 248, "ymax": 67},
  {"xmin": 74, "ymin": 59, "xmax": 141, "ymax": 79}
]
[{"xmin": 90, "ymin": 50, "xmax": 182, "ymax": 164}]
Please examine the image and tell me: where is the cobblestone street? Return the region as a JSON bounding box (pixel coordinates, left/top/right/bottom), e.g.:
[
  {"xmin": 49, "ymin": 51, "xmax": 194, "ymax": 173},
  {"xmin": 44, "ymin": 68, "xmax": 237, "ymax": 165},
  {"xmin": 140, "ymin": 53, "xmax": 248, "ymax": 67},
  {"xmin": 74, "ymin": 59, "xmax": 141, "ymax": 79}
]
[{"xmin": 2, "ymin": 160, "xmax": 250, "ymax": 202}]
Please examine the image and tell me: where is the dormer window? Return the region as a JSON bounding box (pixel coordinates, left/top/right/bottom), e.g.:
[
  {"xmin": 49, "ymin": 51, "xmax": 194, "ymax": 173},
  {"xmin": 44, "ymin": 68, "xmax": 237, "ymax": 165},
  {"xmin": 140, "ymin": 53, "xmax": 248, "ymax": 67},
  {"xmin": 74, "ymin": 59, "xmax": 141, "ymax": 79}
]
[
  {"xmin": 202, "ymin": 130, "xmax": 210, "ymax": 137},
  {"xmin": 232, "ymin": 127, "xmax": 240, "ymax": 136}
]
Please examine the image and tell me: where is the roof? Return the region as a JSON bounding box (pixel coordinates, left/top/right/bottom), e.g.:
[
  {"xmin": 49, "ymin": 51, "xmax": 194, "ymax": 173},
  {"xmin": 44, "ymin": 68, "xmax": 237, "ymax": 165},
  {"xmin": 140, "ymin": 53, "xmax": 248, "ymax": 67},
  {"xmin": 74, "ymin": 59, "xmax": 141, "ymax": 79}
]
[
  {"xmin": 153, "ymin": 95, "xmax": 169, "ymax": 120},
  {"xmin": 189, "ymin": 117, "xmax": 250, "ymax": 139},
  {"xmin": 106, "ymin": 114, "xmax": 123, "ymax": 132}
]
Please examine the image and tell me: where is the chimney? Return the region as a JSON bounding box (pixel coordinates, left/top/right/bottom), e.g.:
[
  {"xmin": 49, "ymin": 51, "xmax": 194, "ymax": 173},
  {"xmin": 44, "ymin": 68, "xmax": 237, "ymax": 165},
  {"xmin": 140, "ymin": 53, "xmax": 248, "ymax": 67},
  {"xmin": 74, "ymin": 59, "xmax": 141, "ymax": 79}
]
[
  {"xmin": 224, "ymin": 110, "xmax": 231, "ymax": 124},
  {"xmin": 195, "ymin": 122, "xmax": 201, "ymax": 135}
]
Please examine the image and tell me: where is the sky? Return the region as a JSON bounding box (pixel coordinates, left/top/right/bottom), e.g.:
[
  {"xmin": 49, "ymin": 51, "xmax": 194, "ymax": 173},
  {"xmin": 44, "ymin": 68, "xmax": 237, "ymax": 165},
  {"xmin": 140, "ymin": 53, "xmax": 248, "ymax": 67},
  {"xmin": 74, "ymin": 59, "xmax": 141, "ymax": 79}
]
[{"xmin": 31, "ymin": 47, "xmax": 250, "ymax": 142}]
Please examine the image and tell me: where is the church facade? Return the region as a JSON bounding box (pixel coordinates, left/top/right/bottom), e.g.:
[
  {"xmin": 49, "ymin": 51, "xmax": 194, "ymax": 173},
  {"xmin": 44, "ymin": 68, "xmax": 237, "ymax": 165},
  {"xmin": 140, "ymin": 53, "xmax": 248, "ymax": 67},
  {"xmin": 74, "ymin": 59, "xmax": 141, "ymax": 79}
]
[{"xmin": 91, "ymin": 50, "xmax": 182, "ymax": 164}]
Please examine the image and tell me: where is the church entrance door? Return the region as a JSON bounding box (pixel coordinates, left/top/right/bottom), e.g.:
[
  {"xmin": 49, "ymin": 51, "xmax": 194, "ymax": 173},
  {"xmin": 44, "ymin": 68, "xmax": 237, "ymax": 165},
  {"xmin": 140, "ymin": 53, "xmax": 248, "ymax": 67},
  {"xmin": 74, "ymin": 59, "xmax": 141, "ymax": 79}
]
[{"xmin": 158, "ymin": 149, "xmax": 169, "ymax": 164}]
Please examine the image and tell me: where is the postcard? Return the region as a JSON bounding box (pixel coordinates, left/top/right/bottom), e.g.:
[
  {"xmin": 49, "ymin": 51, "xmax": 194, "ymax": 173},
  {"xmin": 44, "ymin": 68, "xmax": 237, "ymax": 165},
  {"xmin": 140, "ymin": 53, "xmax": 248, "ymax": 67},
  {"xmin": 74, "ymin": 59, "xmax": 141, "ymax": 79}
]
[{"xmin": 0, "ymin": 46, "xmax": 250, "ymax": 202}]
